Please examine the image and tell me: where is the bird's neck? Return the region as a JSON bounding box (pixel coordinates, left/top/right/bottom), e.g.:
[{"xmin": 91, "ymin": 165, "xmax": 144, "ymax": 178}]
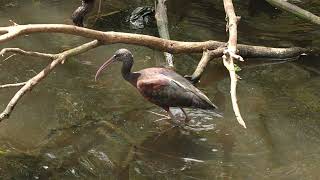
[
  {"xmin": 81, "ymin": 0, "xmax": 94, "ymax": 13},
  {"xmin": 121, "ymin": 59, "xmax": 133, "ymax": 81}
]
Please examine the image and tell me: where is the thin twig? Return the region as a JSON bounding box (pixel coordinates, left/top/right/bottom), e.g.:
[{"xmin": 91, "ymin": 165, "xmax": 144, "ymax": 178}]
[
  {"xmin": 93, "ymin": 0, "xmax": 103, "ymax": 23},
  {"xmin": 0, "ymin": 82, "xmax": 27, "ymax": 89},
  {"xmin": 223, "ymin": 0, "xmax": 246, "ymax": 128},
  {"xmin": 2, "ymin": 54, "xmax": 16, "ymax": 62},
  {"xmin": 0, "ymin": 48, "xmax": 54, "ymax": 59},
  {"xmin": 98, "ymin": 0, "xmax": 102, "ymax": 15},
  {"xmin": 0, "ymin": 40, "xmax": 101, "ymax": 121}
]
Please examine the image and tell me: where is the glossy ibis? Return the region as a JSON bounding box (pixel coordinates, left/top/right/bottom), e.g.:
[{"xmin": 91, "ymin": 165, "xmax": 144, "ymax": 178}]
[
  {"xmin": 95, "ymin": 49, "xmax": 218, "ymax": 125},
  {"xmin": 72, "ymin": 0, "xmax": 95, "ymax": 27}
]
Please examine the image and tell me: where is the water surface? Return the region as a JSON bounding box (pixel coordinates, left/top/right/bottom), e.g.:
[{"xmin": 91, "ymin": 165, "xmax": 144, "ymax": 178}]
[{"xmin": 0, "ymin": 0, "xmax": 319, "ymax": 179}]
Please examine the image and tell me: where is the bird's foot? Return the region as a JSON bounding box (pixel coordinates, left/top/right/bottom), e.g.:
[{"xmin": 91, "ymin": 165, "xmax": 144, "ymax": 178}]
[{"xmin": 184, "ymin": 116, "xmax": 191, "ymax": 124}]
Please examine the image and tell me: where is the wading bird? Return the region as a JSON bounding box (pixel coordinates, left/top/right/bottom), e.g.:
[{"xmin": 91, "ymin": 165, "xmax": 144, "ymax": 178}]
[
  {"xmin": 71, "ymin": 0, "xmax": 95, "ymax": 27},
  {"xmin": 95, "ymin": 49, "xmax": 219, "ymax": 125}
]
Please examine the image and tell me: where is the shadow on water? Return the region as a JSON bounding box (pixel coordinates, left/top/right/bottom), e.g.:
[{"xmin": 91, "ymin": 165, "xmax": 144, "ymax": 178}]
[{"xmin": 0, "ymin": 0, "xmax": 319, "ymax": 179}]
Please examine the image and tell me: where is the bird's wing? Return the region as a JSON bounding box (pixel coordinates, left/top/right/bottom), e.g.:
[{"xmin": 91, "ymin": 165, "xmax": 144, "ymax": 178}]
[
  {"xmin": 136, "ymin": 76, "xmax": 187, "ymax": 107},
  {"xmin": 158, "ymin": 69, "xmax": 217, "ymax": 109},
  {"xmin": 137, "ymin": 74, "xmax": 216, "ymax": 109},
  {"xmin": 163, "ymin": 76, "xmax": 217, "ymax": 109}
]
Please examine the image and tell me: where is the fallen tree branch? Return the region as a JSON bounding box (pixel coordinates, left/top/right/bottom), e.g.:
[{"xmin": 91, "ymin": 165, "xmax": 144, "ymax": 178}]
[
  {"xmin": 0, "ymin": 24, "xmax": 313, "ymax": 57},
  {"xmin": 0, "ymin": 40, "xmax": 101, "ymax": 121},
  {"xmin": 223, "ymin": 0, "xmax": 246, "ymax": 128},
  {"xmin": 155, "ymin": 0, "xmax": 174, "ymax": 67},
  {"xmin": 0, "ymin": 82, "xmax": 27, "ymax": 89},
  {"xmin": 265, "ymin": 0, "xmax": 320, "ymax": 25}
]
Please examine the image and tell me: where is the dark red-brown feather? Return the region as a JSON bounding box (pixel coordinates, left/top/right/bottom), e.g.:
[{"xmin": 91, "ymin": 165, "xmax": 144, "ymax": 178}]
[{"xmin": 132, "ymin": 67, "xmax": 217, "ymax": 110}]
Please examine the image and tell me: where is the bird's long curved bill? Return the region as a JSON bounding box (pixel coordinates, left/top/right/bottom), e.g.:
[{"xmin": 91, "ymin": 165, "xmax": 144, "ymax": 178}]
[{"xmin": 95, "ymin": 56, "xmax": 115, "ymax": 81}]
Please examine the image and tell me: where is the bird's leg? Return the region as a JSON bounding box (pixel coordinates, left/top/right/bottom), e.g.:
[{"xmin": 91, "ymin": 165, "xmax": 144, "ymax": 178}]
[
  {"xmin": 166, "ymin": 109, "xmax": 214, "ymax": 132},
  {"xmin": 178, "ymin": 108, "xmax": 216, "ymax": 131},
  {"xmin": 168, "ymin": 107, "xmax": 185, "ymax": 127},
  {"xmin": 168, "ymin": 108, "xmax": 213, "ymax": 132},
  {"xmin": 180, "ymin": 108, "xmax": 191, "ymax": 123}
]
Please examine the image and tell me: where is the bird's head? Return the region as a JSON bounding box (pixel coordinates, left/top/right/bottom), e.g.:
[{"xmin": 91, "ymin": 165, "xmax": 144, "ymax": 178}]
[{"xmin": 95, "ymin": 49, "xmax": 133, "ymax": 81}]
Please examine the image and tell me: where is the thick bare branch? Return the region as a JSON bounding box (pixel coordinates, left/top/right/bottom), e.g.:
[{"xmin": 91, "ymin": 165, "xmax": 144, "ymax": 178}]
[
  {"xmin": 0, "ymin": 40, "xmax": 101, "ymax": 121},
  {"xmin": 0, "ymin": 24, "xmax": 313, "ymax": 58},
  {"xmin": 223, "ymin": 0, "xmax": 246, "ymax": 128},
  {"xmin": 0, "ymin": 24, "xmax": 223, "ymax": 53},
  {"xmin": 265, "ymin": 0, "xmax": 320, "ymax": 25}
]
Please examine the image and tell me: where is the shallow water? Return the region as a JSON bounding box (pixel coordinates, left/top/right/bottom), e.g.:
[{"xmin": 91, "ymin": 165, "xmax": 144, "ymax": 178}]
[{"xmin": 0, "ymin": 0, "xmax": 319, "ymax": 179}]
